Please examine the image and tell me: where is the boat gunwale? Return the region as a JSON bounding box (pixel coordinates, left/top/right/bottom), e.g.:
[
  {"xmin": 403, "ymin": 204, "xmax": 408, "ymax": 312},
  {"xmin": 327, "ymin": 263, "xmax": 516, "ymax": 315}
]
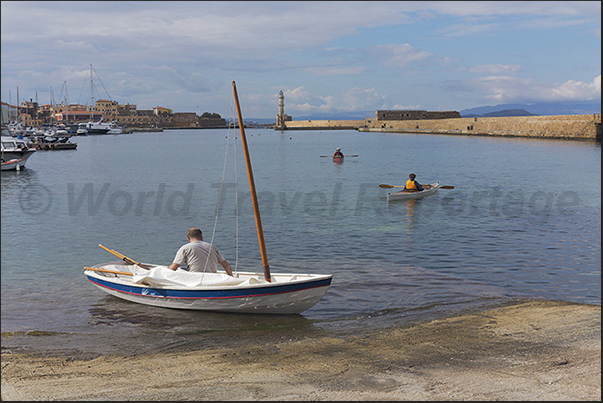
[
  {"xmin": 387, "ymin": 181, "xmax": 440, "ymax": 200},
  {"xmin": 84, "ymin": 267, "xmax": 333, "ymax": 291},
  {"xmin": 85, "ymin": 272, "xmax": 332, "ymax": 300}
]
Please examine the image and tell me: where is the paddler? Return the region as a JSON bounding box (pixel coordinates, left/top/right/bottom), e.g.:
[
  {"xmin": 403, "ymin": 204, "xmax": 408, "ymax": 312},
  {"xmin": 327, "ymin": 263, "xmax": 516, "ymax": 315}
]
[{"xmin": 401, "ymin": 173, "xmax": 424, "ymax": 192}]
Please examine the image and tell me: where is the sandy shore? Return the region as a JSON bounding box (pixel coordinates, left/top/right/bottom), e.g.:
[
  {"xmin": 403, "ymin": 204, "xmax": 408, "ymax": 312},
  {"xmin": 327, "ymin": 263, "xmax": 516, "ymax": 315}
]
[{"xmin": 1, "ymin": 299, "xmax": 600, "ymax": 401}]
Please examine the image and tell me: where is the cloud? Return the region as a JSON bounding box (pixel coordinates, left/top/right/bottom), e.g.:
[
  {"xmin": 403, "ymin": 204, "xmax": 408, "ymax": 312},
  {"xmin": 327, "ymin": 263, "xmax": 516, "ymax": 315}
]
[
  {"xmin": 2, "ymin": 1, "xmax": 600, "ymax": 116},
  {"xmin": 53, "ymin": 40, "xmax": 98, "ymax": 52},
  {"xmin": 414, "ymin": 1, "xmax": 600, "ymax": 18},
  {"xmin": 469, "ymin": 64, "xmax": 521, "ymax": 75},
  {"xmin": 392, "ymin": 103, "xmax": 423, "ymax": 110},
  {"xmin": 284, "ymin": 87, "xmax": 310, "ymax": 101},
  {"xmin": 551, "ymin": 75, "xmax": 601, "ymax": 100},
  {"xmin": 436, "ymin": 22, "xmax": 501, "ymax": 38},
  {"xmin": 337, "ymin": 87, "xmax": 387, "ymax": 112},
  {"xmin": 304, "ymin": 66, "xmax": 367, "ymax": 76},
  {"xmin": 369, "ymin": 44, "xmax": 433, "ymax": 68},
  {"xmin": 456, "ymin": 74, "xmax": 602, "ymax": 103},
  {"xmin": 282, "ymin": 86, "xmax": 387, "ymax": 114}
]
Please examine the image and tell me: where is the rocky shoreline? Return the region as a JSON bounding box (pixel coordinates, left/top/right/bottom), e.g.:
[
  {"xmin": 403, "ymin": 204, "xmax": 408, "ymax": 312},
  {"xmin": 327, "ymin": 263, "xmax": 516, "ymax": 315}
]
[{"xmin": 1, "ymin": 299, "xmax": 600, "ymax": 401}]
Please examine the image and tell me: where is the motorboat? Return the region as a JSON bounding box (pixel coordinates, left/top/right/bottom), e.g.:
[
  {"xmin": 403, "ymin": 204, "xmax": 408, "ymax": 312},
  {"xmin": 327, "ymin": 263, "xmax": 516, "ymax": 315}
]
[
  {"xmin": 1, "ymin": 136, "xmax": 37, "ymax": 170},
  {"xmin": 77, "ymin": 119, "xmax": 123, "ymax": 135},
  {"xmin": 107, "ymin": 121, "xmax": 124, "ymax": 134},
  {"xmin": 6, "ymin": 122, "xmax": 36, "ymax": 137},
  {"xmin": 1, "ymin": 158, "xmax": 26, "ymax": 171},
  {"xmin": 77, "ymin": 119, "xmax": 111, "ymax": 135}
]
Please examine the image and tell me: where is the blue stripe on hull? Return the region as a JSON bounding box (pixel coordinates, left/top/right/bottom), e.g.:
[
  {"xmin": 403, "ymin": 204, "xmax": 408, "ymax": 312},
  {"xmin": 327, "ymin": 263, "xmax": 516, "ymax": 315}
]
[{"xmin": 86, "ymin": 275, "xmax": 332, "ymax": 300}]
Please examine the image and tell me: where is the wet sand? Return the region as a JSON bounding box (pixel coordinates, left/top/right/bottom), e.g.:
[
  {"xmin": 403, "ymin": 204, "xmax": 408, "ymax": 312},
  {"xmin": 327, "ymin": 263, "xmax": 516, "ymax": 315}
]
[{"xmin": 1, "ymin": 299, "xmax": 600, "ymax": 401}]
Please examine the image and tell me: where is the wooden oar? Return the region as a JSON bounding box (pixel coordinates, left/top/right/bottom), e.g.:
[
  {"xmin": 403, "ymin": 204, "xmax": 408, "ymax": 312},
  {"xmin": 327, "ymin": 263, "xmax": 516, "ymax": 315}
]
[
  {"xmin": 379, "ymin": 184, "xmax": 455, "ymax": 189},
  {"xmin": 98, "ymin": 244, "xmax": 152, "ymax": 270},
  {"xmin": 320, "ymin": 154, "xmax": 358, "ymax": 157},
  {"xmin": 84, "ymin": 267, "xmax": 134, "ymax": 276}
]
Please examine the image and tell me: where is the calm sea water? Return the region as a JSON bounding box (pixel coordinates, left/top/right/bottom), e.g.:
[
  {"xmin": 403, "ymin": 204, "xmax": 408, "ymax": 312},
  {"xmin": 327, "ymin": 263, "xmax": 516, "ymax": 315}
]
[{"xmin": 1, "ymin": 129, "xmax": 600, "ymax": 355}]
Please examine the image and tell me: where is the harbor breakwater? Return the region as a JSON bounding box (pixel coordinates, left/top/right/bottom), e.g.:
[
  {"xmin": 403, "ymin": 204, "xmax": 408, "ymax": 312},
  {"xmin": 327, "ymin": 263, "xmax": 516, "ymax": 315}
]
[{"xmin": 281, "ymin": 114, "xmax": 601, "ymax": 140}]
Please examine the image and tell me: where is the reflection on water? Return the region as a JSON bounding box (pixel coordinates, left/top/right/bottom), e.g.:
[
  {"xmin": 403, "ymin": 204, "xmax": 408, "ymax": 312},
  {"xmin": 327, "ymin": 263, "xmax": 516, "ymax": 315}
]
[
  {"xmin": 384, "ymin": 197, "xmax": 427, "ymax": 233},
  {"xmin": 88, "ymin": 295, "xmax": 317, "ymax": 334},
  {"xmin": 405, "ymin": 199, "xmax": 417, "ymax": 229},
  {"xmin": 82, "ymin": 294, "xmax": 326, "ymax": 355},
  {"xmin": 1, "ymin": 168, "xmax": 36, "ymax": 191}
]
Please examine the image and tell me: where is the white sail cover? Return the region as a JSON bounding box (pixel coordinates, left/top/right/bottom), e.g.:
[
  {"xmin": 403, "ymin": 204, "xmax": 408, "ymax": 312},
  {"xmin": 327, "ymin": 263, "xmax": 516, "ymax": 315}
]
[{"xmin": 106, "ymin": 264, "xmax": 266, "ymax": 287}]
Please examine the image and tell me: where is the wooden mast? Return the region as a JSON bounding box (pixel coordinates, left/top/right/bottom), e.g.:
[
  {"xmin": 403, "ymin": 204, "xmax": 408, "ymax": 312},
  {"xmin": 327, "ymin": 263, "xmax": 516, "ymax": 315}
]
[{"xmin": 231, "ymin": 81, "xmax": 271, "ymax": 282}]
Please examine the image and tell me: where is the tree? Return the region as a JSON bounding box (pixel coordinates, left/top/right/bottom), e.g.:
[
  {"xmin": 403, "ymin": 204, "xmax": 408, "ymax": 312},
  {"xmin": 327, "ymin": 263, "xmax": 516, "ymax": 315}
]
[{"xmin": 200, "ymin": 112, "xmax": 221, "ymax": 119}]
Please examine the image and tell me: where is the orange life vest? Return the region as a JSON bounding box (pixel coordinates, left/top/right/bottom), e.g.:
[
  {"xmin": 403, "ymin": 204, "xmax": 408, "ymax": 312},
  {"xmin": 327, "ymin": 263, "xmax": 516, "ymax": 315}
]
[{"xmin": 406, "ymin": 179, "xmax": 418, "ymax": 190}]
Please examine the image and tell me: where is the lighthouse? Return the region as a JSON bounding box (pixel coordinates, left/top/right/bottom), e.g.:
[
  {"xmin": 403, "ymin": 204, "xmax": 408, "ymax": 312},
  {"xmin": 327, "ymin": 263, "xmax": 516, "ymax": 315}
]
[
  {"xmin": 276, "ymin": 90, "xmax": 290, "ymax": 130},
  {"xmin": 276, "ymin": 90, "xmax": 285, "ymax": 129},
  {"xmin": 278, "ymin": 90, "xmax": 284, "ymax": 117}
]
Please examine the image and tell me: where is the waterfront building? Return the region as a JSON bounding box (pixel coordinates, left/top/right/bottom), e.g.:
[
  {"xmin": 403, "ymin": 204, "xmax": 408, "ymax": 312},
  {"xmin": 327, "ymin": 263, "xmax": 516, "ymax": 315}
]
[
  {"xmin": 153, "ymin": 106, "xmax": 172, "ymax": 116},
  {"xmin": 55, "ymin": 111, "xmax": 103, "ymax": 123},
  {"xmin": 95, "ymin": 99, "xmax": 119, "ymax": 120}
]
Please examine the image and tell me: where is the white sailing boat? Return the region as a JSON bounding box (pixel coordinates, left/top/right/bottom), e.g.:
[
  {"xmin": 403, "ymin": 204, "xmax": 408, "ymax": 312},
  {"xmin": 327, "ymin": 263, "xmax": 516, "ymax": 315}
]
[
  {"xmin": 84, "ymin": 81, "xmax": 332, "ymax": 314},
  {"xmin": 77, "ymin": 65, "xmax": 123, "ymax": 135}
]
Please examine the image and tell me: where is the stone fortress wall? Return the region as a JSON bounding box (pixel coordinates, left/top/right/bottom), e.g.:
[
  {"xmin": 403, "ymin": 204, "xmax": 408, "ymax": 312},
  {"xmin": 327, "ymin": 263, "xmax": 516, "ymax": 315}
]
[
  {"xmin": 283, "ymin": 119, "xmax": 366, "ymax": 130},
  {"xmin": 361, "ymin": 114, "xmax": 601, "ymax": 140},
  {"xmin": 281, "ymin": 114, "xmax": 601, "ymax": 140}
]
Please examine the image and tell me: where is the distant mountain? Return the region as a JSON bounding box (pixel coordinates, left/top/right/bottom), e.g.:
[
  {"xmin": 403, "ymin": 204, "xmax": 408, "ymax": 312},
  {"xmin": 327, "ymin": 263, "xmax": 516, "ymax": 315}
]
[
  {"xmin": 243, "ymin": 118, "xmax": 276, "ymax": 125},
  {"xmin": 292, "ymin": 110, "xmax": 377, "ymax": 121},
  {"xmin": 463, "ymin": 108, "xmax": 537, "ymax": 118},
  {"xmin": 460, "ymin": 101, "xmax": 601, "ymax": 117},
  {"xmin": 248, "ymin": 101, "xmax": 600, "ymax": 122},
  {"xmin": 247, "ymin": 110, "xmax": 375, "ymax": 124}
]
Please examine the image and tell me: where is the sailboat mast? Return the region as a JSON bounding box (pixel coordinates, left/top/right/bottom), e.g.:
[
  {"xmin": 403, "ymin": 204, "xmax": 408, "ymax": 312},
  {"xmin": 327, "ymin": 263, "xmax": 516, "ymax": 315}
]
[
  {"xmin": 90, "ymin": 64, "xmax": 94, "ymax": 111},
  {"xmin": 64, "ymin": 81, "xmax": 69, "ymax": 123},
  {"xmin": 231, "ymin": 81, "xmax": 271, "ymax": 282}
]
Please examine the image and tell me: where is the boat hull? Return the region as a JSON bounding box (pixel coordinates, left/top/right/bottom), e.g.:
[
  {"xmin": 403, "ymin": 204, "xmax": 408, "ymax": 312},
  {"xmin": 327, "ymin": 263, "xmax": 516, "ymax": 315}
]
[
  {"xmin": 387, "ymin": 182, "xmax": 440, "ymax": 201},
  {"xmin": 1, "ymin": 158, "xmax": 25, "ymax": 171},
  {"xmin": 78, "ymin": 121, "xmax": 113, "ymax": 135},
  {"xmin": 1, "ymin": 136, "xmax": 37, "ymax": 169},
  {"xmin": 85, "ymin": 128, "xmax": 111, "ymax": 135},
  {"xmin": 84, "ymin": 265, "xmax": 332, "ymax": 314}
]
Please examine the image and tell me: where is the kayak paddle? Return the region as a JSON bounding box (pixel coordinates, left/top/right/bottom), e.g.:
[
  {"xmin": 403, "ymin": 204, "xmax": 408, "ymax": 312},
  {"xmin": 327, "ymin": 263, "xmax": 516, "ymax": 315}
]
[{"xmin": 379, "ymin": 184, "xmax": 455, "ymax": 189}]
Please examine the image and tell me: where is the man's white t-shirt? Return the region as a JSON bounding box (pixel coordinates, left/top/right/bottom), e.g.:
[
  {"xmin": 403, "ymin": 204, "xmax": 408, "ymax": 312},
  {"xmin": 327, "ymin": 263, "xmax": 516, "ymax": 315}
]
[{"xmin": 172, "ymin": 241, "xmax": 225, "ymax": 273}]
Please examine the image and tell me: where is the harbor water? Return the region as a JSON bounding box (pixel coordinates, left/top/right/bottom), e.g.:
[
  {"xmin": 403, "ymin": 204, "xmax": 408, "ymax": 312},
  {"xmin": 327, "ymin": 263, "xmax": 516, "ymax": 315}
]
[{"xmin": 1, "ymin": 129, "xmax": 600, "ymax": 356}]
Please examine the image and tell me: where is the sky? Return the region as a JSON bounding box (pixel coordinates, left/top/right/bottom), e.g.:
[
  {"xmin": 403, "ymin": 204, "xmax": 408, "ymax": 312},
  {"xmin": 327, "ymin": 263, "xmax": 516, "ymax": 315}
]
[{"xmin": 1, "ymin": 1, "xmax": 601, "ymax": 119}]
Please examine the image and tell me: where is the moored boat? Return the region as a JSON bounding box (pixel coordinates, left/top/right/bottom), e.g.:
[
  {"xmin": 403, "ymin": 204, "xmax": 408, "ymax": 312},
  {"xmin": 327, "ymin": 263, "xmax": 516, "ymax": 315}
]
[
  {"xmin": 387, "ymin": 182, "xmax": 440, "ymax": 201},
  {"xmin": 1, "ymin": 136, "xmax": 37, "ymax": 170},
  {"xmin": 107, "ymin": 121, "xmax": 124, "ymax": 134},
  {"xmin": 1, "ymin": 158, "xmax": 25, "ymax": 171},
  {"xmin": 77, "ymin": 119, "xmax": 123, "ymax": 135},
  {"xmin": 84, "ymin": 261, "xmax": 332, "ymax": 314},
  {"xmin": 6, "ymin": 122, "xmax": 35, "ymax": 137},
  {"xmin": 77, "ymin": 119, "xmax": 111, "ymax": 134},
  {"xmin": 84, "ymin": 81, "xmax": 333, "ymax": 314}
]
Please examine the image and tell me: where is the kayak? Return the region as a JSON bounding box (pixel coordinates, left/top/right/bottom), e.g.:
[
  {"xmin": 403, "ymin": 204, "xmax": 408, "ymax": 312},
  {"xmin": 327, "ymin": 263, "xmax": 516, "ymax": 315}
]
[
  {"xmin": 333, "ymin": 156, "xmax": 343, "ymax": 164},
  {"xmin": 387, "ymin": 182, "xmax": 440, "ymax": 201}
]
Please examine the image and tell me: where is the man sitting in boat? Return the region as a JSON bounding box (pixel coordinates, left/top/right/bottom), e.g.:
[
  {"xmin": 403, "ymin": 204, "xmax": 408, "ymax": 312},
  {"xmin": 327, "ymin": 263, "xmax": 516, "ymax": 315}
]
[
  {"xmin": 167, "ymin": 228, "xmax": 234, "ymax": 276},
  {"xmin": 401, "ymin": 173, "xmax": 425, "ymax": 192},
  {"xmin": 333, "ymin": 147, "xmax": 344, "ymax": 158}
]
